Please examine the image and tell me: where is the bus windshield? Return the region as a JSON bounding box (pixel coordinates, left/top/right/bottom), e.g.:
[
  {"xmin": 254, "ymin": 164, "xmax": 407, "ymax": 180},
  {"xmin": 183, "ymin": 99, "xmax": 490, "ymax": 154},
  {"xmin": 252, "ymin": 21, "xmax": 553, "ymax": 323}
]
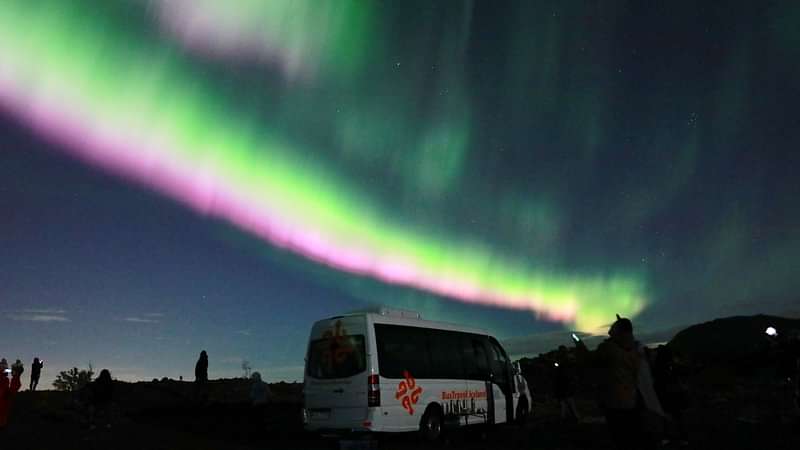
[{"xmin": 306, "ymin": 334, "xmax": 366, "ymax": 379}]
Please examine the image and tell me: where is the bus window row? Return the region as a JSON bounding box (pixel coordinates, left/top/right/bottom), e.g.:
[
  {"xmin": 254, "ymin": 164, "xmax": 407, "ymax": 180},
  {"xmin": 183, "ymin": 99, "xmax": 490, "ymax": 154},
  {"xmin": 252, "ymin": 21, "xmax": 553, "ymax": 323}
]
[{"xmin": 374, "ymin": 324, "xmax": 511, "ymax": 383}]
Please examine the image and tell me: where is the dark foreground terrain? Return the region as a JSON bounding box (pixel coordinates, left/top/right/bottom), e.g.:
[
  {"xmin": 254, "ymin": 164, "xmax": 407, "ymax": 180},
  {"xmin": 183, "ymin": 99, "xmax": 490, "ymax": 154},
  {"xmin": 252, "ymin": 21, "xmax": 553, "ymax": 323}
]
[
  {"xmin": 3, "ymin": 315, "xmax": 798, "ymax": 449},
  {"xmin": 1, "ymin": 372, "xmax": 798, "ymax": 450}
]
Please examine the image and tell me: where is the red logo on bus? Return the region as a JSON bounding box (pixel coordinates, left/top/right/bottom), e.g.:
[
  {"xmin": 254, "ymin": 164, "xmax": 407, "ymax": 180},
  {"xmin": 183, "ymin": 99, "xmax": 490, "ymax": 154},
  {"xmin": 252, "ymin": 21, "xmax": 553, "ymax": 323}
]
[
  {"xmin": 321, "ymin": 320, "xmax": 354, "ymax": 370},
  {"xmin": 395, "ymin": 370, "xmax": 423, "ymax": 415}
]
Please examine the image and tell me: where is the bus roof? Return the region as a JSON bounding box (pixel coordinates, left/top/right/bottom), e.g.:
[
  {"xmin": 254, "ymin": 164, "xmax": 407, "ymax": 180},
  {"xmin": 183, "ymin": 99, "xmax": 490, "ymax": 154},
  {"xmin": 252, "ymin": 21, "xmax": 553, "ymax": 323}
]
[{"xmin": 321, "ymin": 309, "xmax": 490, "ymax": 337}]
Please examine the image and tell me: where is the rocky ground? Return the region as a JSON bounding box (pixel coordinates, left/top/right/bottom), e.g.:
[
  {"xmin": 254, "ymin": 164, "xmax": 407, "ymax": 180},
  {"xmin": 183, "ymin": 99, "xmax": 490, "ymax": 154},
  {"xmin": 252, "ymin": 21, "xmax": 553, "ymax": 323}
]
[{"xmin": 1, "ymin": 370, "xmax": 798, "ymax": 450}]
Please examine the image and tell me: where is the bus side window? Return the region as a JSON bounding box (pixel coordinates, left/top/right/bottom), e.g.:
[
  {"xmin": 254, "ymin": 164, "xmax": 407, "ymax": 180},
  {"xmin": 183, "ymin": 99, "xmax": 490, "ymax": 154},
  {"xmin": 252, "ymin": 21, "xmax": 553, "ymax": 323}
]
[
  {"xmin": 428, "ymin": 330, "xmax": 464, "ymax": 379},
  {"xmin": 375, "ymin": 324, "xmax": 433, "ymax": 379},
  {"xmin": 486, "ymin": 337, "xmax": 509, "ymax": 386},
  {"xmin": 461, "ymin": 335, "xmax": 490, "ymax": 380}
]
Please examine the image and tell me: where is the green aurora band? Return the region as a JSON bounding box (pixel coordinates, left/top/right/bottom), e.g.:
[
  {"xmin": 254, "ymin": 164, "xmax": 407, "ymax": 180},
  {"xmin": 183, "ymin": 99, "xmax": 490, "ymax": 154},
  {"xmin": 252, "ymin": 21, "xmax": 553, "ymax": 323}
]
[{"xmin": 0, "ymin": 1, "xmax": 647, "ymax": 331}]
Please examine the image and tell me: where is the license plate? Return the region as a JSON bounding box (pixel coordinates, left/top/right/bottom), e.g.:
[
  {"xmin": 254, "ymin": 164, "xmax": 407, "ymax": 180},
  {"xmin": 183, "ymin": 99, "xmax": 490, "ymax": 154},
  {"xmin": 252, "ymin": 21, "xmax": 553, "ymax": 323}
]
[
  {"xmin": 310, "ymin": 410, "xmax": 330, "ymax": 420},
  {"xmin": 340, "ymin": 439, "xmax": 378, "ymax": 450}
]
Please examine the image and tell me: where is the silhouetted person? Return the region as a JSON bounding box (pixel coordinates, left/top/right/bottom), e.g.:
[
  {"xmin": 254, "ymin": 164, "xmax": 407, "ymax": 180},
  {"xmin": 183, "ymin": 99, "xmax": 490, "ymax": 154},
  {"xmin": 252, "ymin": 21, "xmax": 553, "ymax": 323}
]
[
  {"xmin": 0, "ymin": 358, "xmax": 22, "ymax": 431},
  {"xmin": 576, "ymin": 315, "xmax": 648, "ymax": 450},
  {"xmin": 11, "ymin": 360, "xmax": 23, "ymax": 381},
  {"xmin": 249, "ymin": 371, "xmax": 272, "ymax": 429},
  {"xmin": 195, "ymin": 350, "xmax": 209, "ymax": 403},
  {"xmin": 29, "ymin": 358, "xmax": 43, "ymax": 391},
  {"xmin": 249, "ymin": 371, "xmax": 271, "ymax": 406},
  {"xmin": 88, "ymin": 369, "xmax": 114, "ymax": 430},
  {"xmin": 195, "ymin": 350, "xmax": 209, "ymax": 383},
  {"xmin": 634, "ymin": 344, "xmax": 664, "ymax": 447},
  {"xmin": 554, "ymin": 345, "xmax": 580, "ymax": 422},
  {"xmin": 653, "ymin": 345, "xmax": 689, "ymax": 445}
]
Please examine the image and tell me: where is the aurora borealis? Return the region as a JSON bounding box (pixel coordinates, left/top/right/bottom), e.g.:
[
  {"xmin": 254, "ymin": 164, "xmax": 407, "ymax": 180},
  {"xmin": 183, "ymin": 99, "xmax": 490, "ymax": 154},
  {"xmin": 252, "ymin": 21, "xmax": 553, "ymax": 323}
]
[{"xmin": 1, "ymin": 1, "xmax": 799, "ymax": 384}]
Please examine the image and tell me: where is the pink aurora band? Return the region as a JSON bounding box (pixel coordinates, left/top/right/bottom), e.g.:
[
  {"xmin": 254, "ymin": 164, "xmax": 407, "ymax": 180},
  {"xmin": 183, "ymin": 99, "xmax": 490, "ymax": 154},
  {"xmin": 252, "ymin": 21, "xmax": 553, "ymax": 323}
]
[{"xmin": 0, "ymin": 77, "xmax": 577, "ymax": 324}]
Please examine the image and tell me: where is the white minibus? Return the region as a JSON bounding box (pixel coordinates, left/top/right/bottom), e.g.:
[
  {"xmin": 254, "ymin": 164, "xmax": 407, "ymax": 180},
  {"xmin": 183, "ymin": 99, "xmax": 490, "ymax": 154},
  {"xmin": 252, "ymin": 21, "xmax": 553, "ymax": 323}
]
[{"xmin": 303, "ymin": 308, "xmax": 532, "ymax": 440}]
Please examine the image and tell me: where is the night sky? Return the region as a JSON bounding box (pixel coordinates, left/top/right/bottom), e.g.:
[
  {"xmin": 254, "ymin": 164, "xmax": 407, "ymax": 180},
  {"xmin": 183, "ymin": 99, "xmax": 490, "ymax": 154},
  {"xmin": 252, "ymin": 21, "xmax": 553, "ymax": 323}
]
[{"xmin": 1, "ymin": 1, "xmax": 799, "ymax": 386}]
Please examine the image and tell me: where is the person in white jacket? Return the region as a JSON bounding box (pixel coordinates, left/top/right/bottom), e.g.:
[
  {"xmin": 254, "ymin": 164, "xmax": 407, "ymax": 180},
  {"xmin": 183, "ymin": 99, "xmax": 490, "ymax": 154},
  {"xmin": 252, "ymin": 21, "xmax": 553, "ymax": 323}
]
[{"xmin": 635, "ymin": 343, "xmax": 665, "ymax": 446}]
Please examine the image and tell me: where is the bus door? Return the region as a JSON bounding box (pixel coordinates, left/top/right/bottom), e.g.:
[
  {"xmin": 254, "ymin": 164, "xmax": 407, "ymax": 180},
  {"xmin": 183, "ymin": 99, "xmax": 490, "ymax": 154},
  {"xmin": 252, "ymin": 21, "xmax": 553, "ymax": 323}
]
[
  {"xmin": 426, "ymin": 329, "xmax": 468, "ymax": 429},
  {"xmin": 487, "ymin": 337, "xmax": 514, "ymax": 424},
  {"xmin": 461, "ymin": 335, "xmax": 493, "ymax": 425},
  {"xmin": 304, "ymin": 317, "xmax": 370, "ymax": 429}
]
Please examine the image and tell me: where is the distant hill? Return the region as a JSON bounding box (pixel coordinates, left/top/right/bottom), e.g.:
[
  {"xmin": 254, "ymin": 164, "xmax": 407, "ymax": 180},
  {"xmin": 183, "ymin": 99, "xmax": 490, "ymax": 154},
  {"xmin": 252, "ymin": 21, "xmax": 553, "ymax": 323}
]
[
  {"xmin": 503, "ymin": 324, "xmax": 685, "ymax": 358},
  {"xmin": 668, "ymin": 314, "xmax": 800, "ymax": 363}
]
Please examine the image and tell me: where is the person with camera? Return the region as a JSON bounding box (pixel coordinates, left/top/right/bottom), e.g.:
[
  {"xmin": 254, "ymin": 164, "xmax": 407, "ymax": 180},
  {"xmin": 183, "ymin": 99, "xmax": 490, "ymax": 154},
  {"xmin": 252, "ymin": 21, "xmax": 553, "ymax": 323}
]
[{"xmin": 30, "ymin": 357, "xmax": 44, "ymax": 391}]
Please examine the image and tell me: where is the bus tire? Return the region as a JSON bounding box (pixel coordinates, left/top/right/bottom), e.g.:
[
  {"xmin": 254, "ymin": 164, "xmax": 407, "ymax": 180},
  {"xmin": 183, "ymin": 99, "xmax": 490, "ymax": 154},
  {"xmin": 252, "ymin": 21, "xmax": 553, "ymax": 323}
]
[
  {"xmin": 515, "ymin": 398, "xmax": 529, "ymax": 425},
  {"xmin": 419, "ymin": 404, "xmax": 444, "ymax": 442}
]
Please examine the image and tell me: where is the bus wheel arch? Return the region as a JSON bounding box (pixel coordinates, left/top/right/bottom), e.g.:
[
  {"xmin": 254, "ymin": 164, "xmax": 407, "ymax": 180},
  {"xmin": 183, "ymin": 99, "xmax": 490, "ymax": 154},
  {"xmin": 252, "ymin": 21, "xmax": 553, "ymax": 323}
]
[{"xmin": 419, "ymin": 402, "xmax": 444, "ymax": 442}]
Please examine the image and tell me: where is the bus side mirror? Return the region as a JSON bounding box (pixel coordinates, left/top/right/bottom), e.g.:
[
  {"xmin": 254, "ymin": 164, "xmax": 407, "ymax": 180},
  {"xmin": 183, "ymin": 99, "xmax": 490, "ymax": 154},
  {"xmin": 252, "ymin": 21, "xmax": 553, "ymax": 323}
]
[{"xmin": 513, "ymin": 361, "xmax": 522, "ymax": 376}]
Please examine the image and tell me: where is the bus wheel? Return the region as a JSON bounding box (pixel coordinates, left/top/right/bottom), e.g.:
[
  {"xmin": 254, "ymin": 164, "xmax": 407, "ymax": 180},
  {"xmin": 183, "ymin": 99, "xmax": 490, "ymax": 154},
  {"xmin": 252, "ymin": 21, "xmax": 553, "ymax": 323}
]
[
  {"xmin": 515, "ymin": 398, "xmax": 529, "ymax": 425},
  {"xmin": 419, "ymin": 405, "xmax": 443, "ymax": 442}
]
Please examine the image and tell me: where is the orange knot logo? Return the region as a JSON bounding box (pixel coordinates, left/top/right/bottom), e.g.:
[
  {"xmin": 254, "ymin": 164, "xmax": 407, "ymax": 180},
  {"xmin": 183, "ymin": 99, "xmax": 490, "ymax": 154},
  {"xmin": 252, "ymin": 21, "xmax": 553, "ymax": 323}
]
[
  {"xmin": 321, "ymin": 320, "xmax": 354, "ymax": 370},
  {"xmin": 395, "ymin": 370, "xmax": 422, "ymax": 415}
]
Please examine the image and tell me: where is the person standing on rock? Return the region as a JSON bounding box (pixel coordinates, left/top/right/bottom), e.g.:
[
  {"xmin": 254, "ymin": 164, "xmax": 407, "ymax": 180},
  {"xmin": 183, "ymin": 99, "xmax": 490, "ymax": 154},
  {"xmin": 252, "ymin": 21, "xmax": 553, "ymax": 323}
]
[
  {"xmin": 194, "ymin": 350, "xmax": 209, "ymax": 403},
  {"xmin": 29, "ymin": 357, "xmax": 44, "ymax": 391}
]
